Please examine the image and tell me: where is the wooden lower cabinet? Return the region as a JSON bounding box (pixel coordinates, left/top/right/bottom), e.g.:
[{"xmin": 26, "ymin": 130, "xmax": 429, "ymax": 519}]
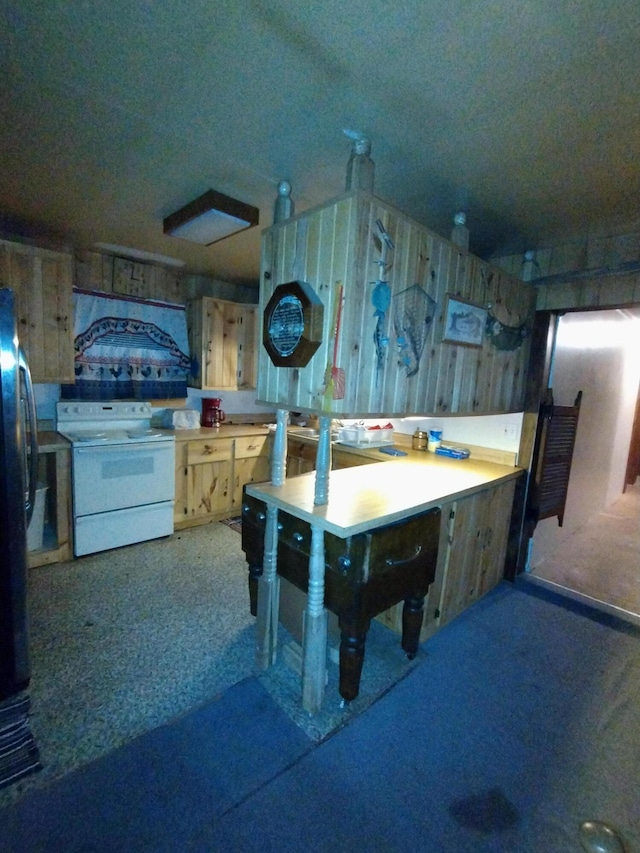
[
  {"xmin": 174, "ymin": 438, "xmax": 233, "ymax": 528},
  {"xmin": 174, "ymin": 433, "xmax": 270, "ymax": 529},
  {"xmin": 286, "ymin": 437, "xmax": 377, "ymax": 476},
  {"xmin": 377, "ymin": 478, "xmax": 517, "ymax": 641},
  {"xmin": 286, "ymin": 438, "xmax": 316, "ymax": 477},
  {"xmin": 232, "ymin": 435, "xmax": 270, "ymax": 511}
]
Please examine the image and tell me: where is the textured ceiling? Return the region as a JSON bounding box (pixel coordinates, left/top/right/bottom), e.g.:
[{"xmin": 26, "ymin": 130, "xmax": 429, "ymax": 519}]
[{"xmin": 1, "ymin": 0, "xmax": 639, "ymax": 286}]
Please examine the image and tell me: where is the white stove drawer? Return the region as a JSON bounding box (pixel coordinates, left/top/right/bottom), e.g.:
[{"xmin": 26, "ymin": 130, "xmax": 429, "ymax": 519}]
[
  {"xmin": 72, "ymin": 440, "xmax": 175, "ymax": 516},
  {"xmin": 74, "ymin": 501, "xmax": 174, "ymax": 556}
]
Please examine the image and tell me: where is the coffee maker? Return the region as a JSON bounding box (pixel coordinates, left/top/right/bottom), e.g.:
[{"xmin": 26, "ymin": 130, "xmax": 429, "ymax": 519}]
[{"xmin": 201, "ymin": 398, "xmax": 225, "ymax": 427}]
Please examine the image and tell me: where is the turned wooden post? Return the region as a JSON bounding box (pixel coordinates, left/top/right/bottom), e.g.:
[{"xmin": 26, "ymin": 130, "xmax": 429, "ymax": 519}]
[
  {"xmin": 254, "ymin": 408, "xmax": 288, "ymax": 669},
  {"xmin": 301, "ymin": 524, "xmax": 328, "ymax": 713},
  {"xmin": 314, "ymin": 415, "xmax": 332, "ymax": 505},
  {"xmin": 255, "ymin": 503, "xmax": 280, "ymax": 670}
]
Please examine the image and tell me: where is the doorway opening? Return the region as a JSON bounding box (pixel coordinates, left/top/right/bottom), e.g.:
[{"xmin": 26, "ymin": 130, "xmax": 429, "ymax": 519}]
[{"xmin": 526, "ymin": 308, "xmax": 640, "ymax": 622}]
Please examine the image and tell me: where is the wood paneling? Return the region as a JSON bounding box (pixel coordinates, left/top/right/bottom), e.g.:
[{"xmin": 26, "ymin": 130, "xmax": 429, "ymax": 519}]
[
  {"xmin": 74, "ymin": 250, "xmax": 186, "ymax": 304},
  {"xmin": 258, "ymin": 191, "xmax": 535, "ymax": 417}
]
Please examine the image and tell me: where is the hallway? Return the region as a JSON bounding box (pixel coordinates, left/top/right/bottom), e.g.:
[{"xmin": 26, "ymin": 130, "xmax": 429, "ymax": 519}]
[{"xmin": 528, "ymin": 482, "xmax": 640, "ymax": 625}]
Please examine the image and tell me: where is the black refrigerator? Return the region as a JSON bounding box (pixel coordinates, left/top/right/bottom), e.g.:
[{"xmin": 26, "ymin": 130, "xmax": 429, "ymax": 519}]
[{"xmin": 0, "ymin": 287, "xmax": 38, "ymax": 701}]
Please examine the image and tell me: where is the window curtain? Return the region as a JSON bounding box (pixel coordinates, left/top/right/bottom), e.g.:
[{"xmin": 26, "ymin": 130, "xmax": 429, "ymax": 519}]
[{"xmin": 61, "ymin": 289, "xmax": 190, "ymax": 401}]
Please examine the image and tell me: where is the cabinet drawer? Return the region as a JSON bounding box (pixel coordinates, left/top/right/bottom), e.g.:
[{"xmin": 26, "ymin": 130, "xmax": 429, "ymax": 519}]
[
  {"xmin": 187, "ymin": 438, "xmax": 233, "ymax": 465},
  {"xmin": 235, "ymin": 435, "xmax": 268, "ymax": 459}
]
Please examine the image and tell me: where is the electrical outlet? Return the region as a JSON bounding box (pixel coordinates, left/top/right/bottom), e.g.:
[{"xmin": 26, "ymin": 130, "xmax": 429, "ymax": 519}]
[{"xmin": 504, "ymin": 423, "xmax": 518, "ymax": 441}]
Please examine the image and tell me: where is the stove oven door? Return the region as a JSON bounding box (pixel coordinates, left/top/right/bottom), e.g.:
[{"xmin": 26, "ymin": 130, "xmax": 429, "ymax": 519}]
[{"xmin": 71, "ymin": 440, "xmax": 175, "ymax": 555}]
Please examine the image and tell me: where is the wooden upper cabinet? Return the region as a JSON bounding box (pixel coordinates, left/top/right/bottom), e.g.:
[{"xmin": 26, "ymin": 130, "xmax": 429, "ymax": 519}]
[
  {"xmin": 258, "ymin": 190, "xmax": 537, "ymax": 417},
  {"xmin": 0, "ymin": 240, "xmax": 74, "ymax": 383},
  {"xmin": 187, "ymin": 296, "xmax": 258, "ymax": 390}
]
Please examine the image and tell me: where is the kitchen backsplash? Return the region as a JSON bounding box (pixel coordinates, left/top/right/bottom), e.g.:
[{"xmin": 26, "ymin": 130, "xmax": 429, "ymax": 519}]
[{"xmin": 36, "ymin": 382, "xmax": 522, "ymax": 453}]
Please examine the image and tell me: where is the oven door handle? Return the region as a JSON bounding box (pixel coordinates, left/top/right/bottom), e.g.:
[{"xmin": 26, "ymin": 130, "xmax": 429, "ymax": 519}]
[
  {"xmin": 19, "ymin": 345, "xmax": 39, "ymax": 525},
  {"xmin": 74, "ymin": 442, "xmax": 173, "ymax": 455}
]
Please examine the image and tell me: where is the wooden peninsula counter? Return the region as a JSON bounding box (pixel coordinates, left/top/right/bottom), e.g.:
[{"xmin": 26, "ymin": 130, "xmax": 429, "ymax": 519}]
[{"xmin": 244, "ymin": 445, "xmax": 522, "ymax": 714}]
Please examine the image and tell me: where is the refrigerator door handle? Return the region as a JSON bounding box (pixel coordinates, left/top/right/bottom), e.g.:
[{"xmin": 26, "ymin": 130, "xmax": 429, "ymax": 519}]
[{"xmin": 18, "ymin": 346, "xmax": 38, "ymax": 525}]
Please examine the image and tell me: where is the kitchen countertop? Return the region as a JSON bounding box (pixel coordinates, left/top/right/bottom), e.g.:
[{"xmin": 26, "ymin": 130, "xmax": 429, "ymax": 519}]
[
  {"xmin": 166, "ymin": 424, "xmax": 271, "ymax": 442},
  {"xmin": 35, "ymin": 431, "xmax": 71, "ymax": 453},
  {"xmin": 246, "ymin": 443, "xmax": 522, "ymax": 537}
]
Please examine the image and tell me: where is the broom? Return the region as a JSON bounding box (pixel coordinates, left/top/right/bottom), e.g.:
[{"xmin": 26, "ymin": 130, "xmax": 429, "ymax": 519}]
[
  {"xmin": 331, "ymin": 282, "xmax": 345, "ymax": 399},
  {"xmin": 324, "ymin": 282, "xmax": 345, "ymax": 404}
]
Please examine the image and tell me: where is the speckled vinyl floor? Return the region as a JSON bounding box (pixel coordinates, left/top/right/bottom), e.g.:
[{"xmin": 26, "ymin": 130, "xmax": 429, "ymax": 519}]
[
  {"xmin": 2, "ymin": 521, "xmax": 417, "ymax": 805},
  {"xmin": 530, "ymin": 482, "xmax": 640, "ymax": 621}
]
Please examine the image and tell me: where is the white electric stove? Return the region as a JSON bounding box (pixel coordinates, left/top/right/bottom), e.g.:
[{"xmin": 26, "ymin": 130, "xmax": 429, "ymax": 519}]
[{"xmin": 56, "ymin": 401, "xmax": 176, "ymax": 556}]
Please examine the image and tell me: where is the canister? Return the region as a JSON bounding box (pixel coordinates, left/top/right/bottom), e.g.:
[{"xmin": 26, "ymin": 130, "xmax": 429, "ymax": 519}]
[{"xmin": 412, "ymin": 430, "xmax": 427, "ymax": 451}]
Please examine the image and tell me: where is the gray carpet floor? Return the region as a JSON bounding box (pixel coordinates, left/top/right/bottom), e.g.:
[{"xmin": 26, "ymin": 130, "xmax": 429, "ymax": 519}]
[
  {"xmin": 1, "ymin": 582, "xmax": 639, "ymax": 852},
  {"xmin": 1, "ymin": 521, "xmax": 419, "ymax": 806}
]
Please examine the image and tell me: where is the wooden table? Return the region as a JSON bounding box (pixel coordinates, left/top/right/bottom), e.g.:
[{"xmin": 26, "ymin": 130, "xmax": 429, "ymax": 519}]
[
  {"xmin": 244, "ymin": 456, "xmax": 520, "ymax": 713},
  {"xmin": 242, "ymin": 489, "xmax": 440, "ymax": 705}
]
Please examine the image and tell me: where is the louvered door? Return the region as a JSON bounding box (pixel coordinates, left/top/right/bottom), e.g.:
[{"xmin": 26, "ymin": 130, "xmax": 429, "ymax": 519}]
[{"xmin": 535, "ymin": 390, "xmax": 582, "ymax": 526}]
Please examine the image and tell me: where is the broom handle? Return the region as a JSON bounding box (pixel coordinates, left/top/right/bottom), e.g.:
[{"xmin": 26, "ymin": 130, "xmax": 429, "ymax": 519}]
[{"xmin": 333, "ymin": 284, "xmax": 343, "ymax": 364}]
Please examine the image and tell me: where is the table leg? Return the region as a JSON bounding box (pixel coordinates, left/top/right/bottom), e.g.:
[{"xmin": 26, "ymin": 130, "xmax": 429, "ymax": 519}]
[
  {"xmin": 255, "ymin": 504, "xmax": 280, "ymax": 670},
  {"xmin": 401, "ymin": 594, "xmax": 425, "ymax": 660},
  {"xmin": 247, "ymin": 560, "xmax": 262, "ymax": 617},
  {"xmin": 337, "ymin": 615, "xmax": 371, "ymax": 703},
  {"xmin": 301, "ymin": 524, "xmax": 327, "ymax": 714}
]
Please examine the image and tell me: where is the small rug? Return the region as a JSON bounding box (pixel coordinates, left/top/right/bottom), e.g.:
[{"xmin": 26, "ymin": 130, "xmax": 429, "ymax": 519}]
[
  {"xmin": 220, "ymin": 516, "xmax": 243, "ymax": 534},
  {"xmin": 0, "ymin": 694, "xmax": 41, "ymax": 790}
]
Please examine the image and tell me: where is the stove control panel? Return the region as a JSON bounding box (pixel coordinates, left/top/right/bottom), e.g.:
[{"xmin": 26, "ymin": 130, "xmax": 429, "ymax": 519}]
[{"xmin": 57, "ymin": 401, "xmax": 154, "ymax": 424}]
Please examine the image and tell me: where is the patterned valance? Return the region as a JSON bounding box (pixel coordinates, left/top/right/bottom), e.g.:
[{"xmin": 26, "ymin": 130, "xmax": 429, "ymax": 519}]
[{"xmin": 61, "ymin": 289, "xmax": 190, "ymax": 400}]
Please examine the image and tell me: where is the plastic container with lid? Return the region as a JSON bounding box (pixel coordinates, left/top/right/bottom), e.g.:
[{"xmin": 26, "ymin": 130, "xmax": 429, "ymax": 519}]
[{"xmin": 427, "ymin": 429, "xmax": 443, "ymax": 453}]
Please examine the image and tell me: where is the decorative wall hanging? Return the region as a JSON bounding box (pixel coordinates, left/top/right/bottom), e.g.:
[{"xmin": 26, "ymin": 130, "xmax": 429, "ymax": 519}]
[
  {"xmin": 393, "ymin": 284, "xmax": 436, "ymax": 377},
  {"xmin": 442, "ymin": 296, "xmax": 487, "ymax": 348},
  {"xmin": 61, "ymin": 289, "xmax": 190, "ymax": 400},
  {"xmin": 371, "ymin": 219, "xmax": 394, "ymax": 386},
  {"xmin": 263, "ymin": 280, "xmax": 324, "ymax": 367},
  {"xmin": 485, "ymin": 312, "xmax": 529, "ymax": 350}
]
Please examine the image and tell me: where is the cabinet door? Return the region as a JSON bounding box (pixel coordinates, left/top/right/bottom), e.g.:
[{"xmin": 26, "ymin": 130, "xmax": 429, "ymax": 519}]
[
  {"xmin": 232, "ymin": 434, "xmax": 270, "ymax": 509},
  {"xmin": 437, "ymin": 494, "xmax": 483, "ymax": 626},
  {"xmin": 286, "ymin": 438, "xmax": 316, "ymax": 477},
  {"xmin": 233, "ymin": 457, "xmax": 270, "ymax": 510},
  {"xmin": 437, "ymin": 480, "xmax": 516, "ymax": 627},
  {"xmin": 173, "ymin": 441, "xmax": 189, "ymax": 524},
  {"xmin": 476, "ymin": 479, "xmax": 517, "ymax": 597},
  {"xmin": 186, "ymin": 439, "xmax": 233, "ymax": 520},
  {"xmin": 332, "ymin": 449, "xmax": 377, "ymax": 469},
  {"xmin": 188, "ymin": 297, "xmax": 258, "ymax": 390},
  {"xmin": 0, "ymin": 241, "xmax": 74, "ymax": 383},
  {"xmin": 236, "ymin": 305, "xmax": 257, "ymax": 390}
]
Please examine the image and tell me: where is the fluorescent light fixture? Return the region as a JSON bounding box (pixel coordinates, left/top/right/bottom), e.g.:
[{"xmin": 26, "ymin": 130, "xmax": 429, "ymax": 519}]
[
  {"xmin": 94, "ymin": 243, "xmax": 185, "ymax": 267},
  {"xmin": 163, "ymin": 189, "xmax": 259, "ymax": 245}
]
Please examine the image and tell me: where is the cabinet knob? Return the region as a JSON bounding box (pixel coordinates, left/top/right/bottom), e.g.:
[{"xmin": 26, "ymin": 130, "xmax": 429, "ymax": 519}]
[
  {"xmin": 257, "ymin": 512, "xmax": 266, "ymax": 522},
  {"xmin": 293, "ymin": 531, "xmax": 304, "ymax": 542},
  {"xmin": 338, "ymin": 555, "xmax": 351, "ymax": 572}
]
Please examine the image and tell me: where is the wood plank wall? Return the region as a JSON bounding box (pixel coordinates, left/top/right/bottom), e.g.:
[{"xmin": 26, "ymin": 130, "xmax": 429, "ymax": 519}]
[
  {"xmin": 74, "ymin": 250, "xmax": 185, "ymax": 304},
  {"xmin": 493, "ymin": 231, "xmax": 640, "ymax": 313},
  {"xmin": 258, "ymin": 190, "xmax": 536, "ymax": 417}
]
